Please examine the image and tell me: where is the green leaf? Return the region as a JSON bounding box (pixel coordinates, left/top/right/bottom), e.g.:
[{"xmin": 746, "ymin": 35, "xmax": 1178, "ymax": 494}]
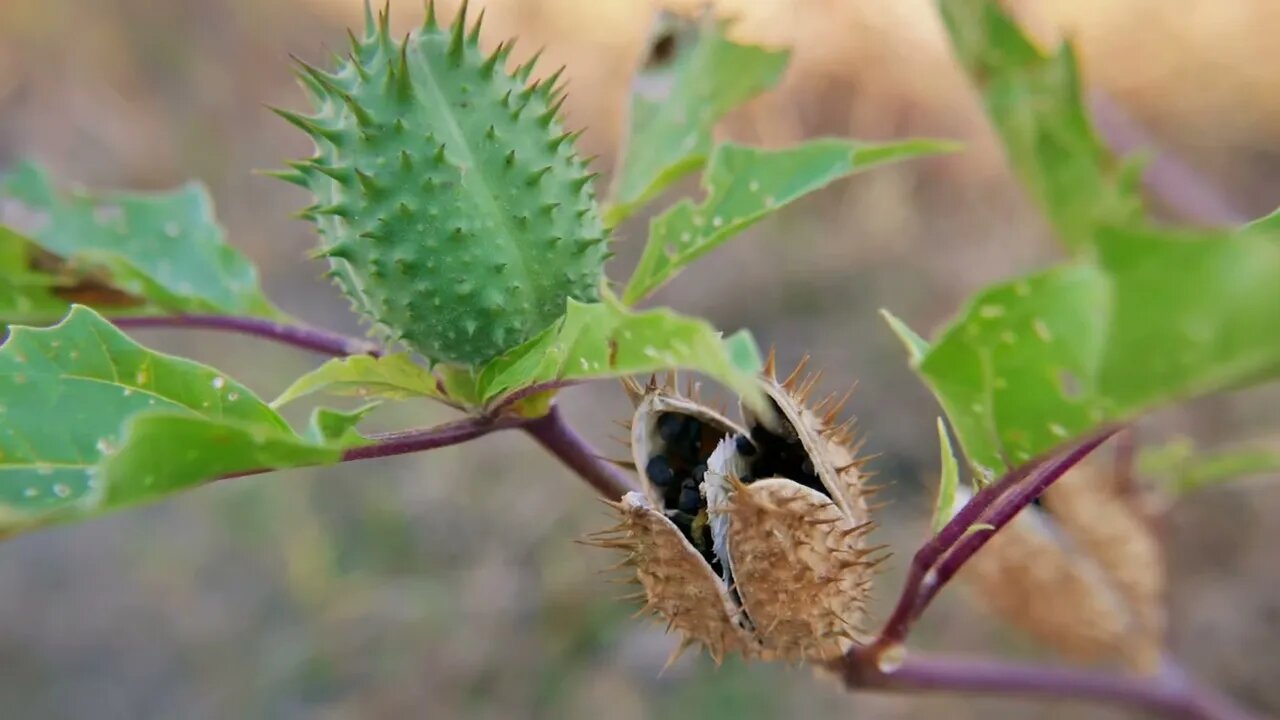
[
  {"xmin": 1245, "ymin": 207, "xmax": 1280, "ymax": 233},
  {"xmin": 476, "ymin": 297, "xmax": 765, "ymax": 412},
  {"xmin": 0, "ymin": 227, "xmax": 72, "ymax": 322},
  {"xmin": 272, "ymin": 353, "xmax": 446, "ymax": 408},
  {"xmin": 605, "ymin": 16, "xmax": 790, "ymax": 226},
  {"xmin": 0, "ymin": 161, "xmax": 281, "ymax": 319},
  {"xmin": 937, "ymin": 0, "xmax": 1144, "ymax": 251},
  {"xmin": 932, "ymin": 418, "xmax": 960, "ymax": 533},
  {"xmin": 901, "ymin": 224, "xmax": 1280, "ymax": 477},
  {"xmin": 0, "ymin": 306, "xmax": 349, "ymax": 534},
  {"xmin": 305, "ymin": 403, "xmax": 379, "ymax": 445},
  {"xmin": 880, "ymin": 308, "xmax": 931, "ymax": 365},
  {"xmin": 1139, "ymin": 437, "xmax": 1280, "ymax": 495},
  {"xmin": 622, "ymin": 138, "xmax": 956, "ymax": 304}
]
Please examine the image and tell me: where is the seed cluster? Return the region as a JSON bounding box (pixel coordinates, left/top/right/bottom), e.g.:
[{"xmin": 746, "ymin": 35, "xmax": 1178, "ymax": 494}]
[
  {"xmin": 643, "ymin": 411, "xmax": 752, "ymax": 573},
  {"xmin": 744, "ymin": 399, "xmax": 825, "ymax": 499}
]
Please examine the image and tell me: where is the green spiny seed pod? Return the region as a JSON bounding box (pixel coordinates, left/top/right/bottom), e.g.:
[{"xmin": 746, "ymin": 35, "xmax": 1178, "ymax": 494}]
[{"xmin": 275, "ymin": 1, "xmax": 608, "ymax": 365}]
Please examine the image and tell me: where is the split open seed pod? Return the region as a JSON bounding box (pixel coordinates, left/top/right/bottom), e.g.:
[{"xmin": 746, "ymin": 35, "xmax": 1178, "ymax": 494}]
[
  {"xmin": 591, "ymin": 361, "xmax": 881, "ymax": 665},
  {"xmin": 952, "ymin": 461, "xmax": 1165, "ymax": 673},
  {"xmin": 715, "ymin": 356, "xmax": 880, "ymax": 661}
]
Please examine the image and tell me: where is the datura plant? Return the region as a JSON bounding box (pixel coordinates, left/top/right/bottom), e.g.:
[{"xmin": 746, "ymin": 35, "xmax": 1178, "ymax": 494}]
[{"xmin": 0, "ymin": 1, "xmax": 1276, "ymax": 719}]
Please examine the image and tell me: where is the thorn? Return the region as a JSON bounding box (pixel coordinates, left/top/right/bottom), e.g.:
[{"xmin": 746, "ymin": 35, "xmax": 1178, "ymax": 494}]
[
  {"xmin": 388, "ymin": 37, "xmax": 413, "ymax": 100},
  {"xmin": 527, "ymin": 166, "xmax": 553, "ymax": 185},
  {"xmin": 782, "ymin": 355, "xmax": 812, "ymax": 390},
  {"xmin": 270, "ymin": 107, "xmax": 341, "ymax": 143},
  {"xmin": 482, "ymin": 40, "xmax": 507, "ymax": 76},
  {"xmin": 422, "ymin": 0, "xmax": 437, "ymax": 30},
  {"xmin": 540, "ymin": 66, "xmax": 566, "ymax": 95},
  {"xmin": 660, "ymin": 637, "xmax": 698, "ymax": 676},
  {"xmin": 571, "ymin": 172, "xmax": 600, "ymax": 193},
  {"xmin": 516, "ymin": 48, "xmax": 543, "ymax": 82},
  {"xmin": 620, "ymin": 377, "xmax": 645, "ymax": 406},
  {"xmin": 763, "ymin": 346, "xmax": 778, "ymax": 378},
  {"xmin": 447, "ymin": 0, "xmax": 468, "ymax": 63},
  {"xmin": 539, "ymin": 95, "xmax": 567, "ymax": 124},
  {"xmin": 797, "ymin": 369, "xmax": 824, "ymax": 402},
  {"xmin": 362, "ymin": 0, "xmax": 377, "ymax": 37},
  {"xmin": 355, "ymin": 169, "xmax": 380, "ymax": 195},
  {"xmin": 467, "ymin": 7, "xmax": 485, "ymax": 45},
  {"xmin": 262, "ymin": 168, "xmax": 309, "ymax": 188}
]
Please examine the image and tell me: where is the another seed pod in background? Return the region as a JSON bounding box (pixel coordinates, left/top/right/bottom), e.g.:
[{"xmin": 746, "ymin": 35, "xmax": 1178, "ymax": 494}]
[
  {"xmin": 950, "ymin": 459, "xmax": 1166, "ymax": 673},
  {"xmin": 589, "ymin": 358, "xmax": 883, "ymax": 666}
]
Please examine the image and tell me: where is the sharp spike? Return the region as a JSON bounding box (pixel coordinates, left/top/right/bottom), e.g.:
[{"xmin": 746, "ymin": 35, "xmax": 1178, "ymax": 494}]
[
  {"xmin": 540, "ymin": 66, "xmax": 566, "ymax": 95},
  {"xmin": 269, "ymin": 107, "xmax": 342, "ymax": 144},
  {"xmin": 516, "ymin": 49, "xmax": 543, "ymax": 82},
  {"xmin": 422, "ymin": 0, "xmax": 437, "ymax": 30},
  {"xmin": 482, "ymin": 40, "xmax": 507, "ymax": 76},
  {"xmin": 620, "ymin": 377, "xmax": 645, "ymax": 407},
  {"xmin": 467, "ymin": 7, "xmax": 485, "ymax": 45},
  {"xmin": 782, "ymin": 355, "xmax": 812, "ymax": 389},
  {"xmin": 447, "ymin": 0, "xmax": 468, "ymax": 62},
  {"xmin": 763, "ymin": 346, "xmax": 778, "ymax": 378},
  {"xmin": 660, "ymin": 637, "xmax": 698, "ymax": 676},
  {"xmin": 539, "ymin": 95, "xmax": 568, "ymax": 124},
  {"xmin": 797, "ymin": 369, "xmax": 824, "ymax": 401},
  {"xmin": 388, "ymin": 37, "xmax": 413, "ymax": 100},
  {"xmin": 355, "ymin": 169, "xmax": 381, "ymax": 195},
  {"xmin": 376, "ymin": 1, "xmax": 392, "ymax": 47},
  {"xmin": 570, "ymin": 172, "xmax": 600, "ymax": 193},
  {"xmin": 261, "ymin": 168, "xmax": 308, "ymax": 188},
  {"xmin": 362, "ymin": 0, "xmax": 377, "ymax": 37}
]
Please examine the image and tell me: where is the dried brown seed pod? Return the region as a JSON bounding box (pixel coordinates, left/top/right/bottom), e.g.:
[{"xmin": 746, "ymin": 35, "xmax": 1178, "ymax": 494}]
[
  {"xmin": 590, "ymin": 359, "xmax": 881, "ymax": 665},
  {"xmin": 953, "ymin": 460, "xmax": 1165, "ymax": 673},
  {"xmin": 713, "ymin": 357, "xmax": 880, "ymax": 661}
]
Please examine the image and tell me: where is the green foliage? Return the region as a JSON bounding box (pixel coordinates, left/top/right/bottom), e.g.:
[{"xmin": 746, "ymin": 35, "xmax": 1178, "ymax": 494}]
[
  {"xmin": 605, "ymin": 14, "xmax": 789, "ymax": 226},
  {"xmin": 937, "ymin": 0, "xmax": 1144, "ymax": 251},
  {"xmin": 884, "ymin": 0, "xmax": 1280, "ymax": 477},
  {"xmin": 892, "ymin": 224, "xmax": 1280, "ymax": 476},
  {"xmin": 0, "ymin": 306, "xmax": 356, "ymax": 533},
  {"xmin": 279, "ymin": 4, "xmax": 607, "ymax": 366},
  {"xmin": 1140, "ymin": 437, "xmax": 1280, "ymax": 495},
  {"xmin": 273, "ymin": 353, "xmax": 447, "ymax": 408},
  {"xmin": 476, "ymin": 295, "xmax": 765, "ymax": 412},
  {"xmin": 0, "ymin": 161, "xmax": 280, "ymax": 320},
  {"xmin": 932, "ymin": 418, "xmax": 960, "ymax": 533},
  {"xmin": 622, "ymin": 138, "xmax": 956, "ymax": 304}
]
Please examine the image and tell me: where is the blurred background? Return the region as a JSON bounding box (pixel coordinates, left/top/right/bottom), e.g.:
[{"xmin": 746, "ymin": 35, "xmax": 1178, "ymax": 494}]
[{"xmin": 1, "ymin": 0, "xmax": 1278, "ymax": 717}]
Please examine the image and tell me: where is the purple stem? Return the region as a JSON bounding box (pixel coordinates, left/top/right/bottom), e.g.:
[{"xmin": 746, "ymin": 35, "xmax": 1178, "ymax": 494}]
[
  {"xmin": 835, "ymin": 650, "xmax": 1260, "ymax": 720},
  {"xmin": 111, "ymin": 314, "xmax": 382, "ymax": 357},
  {"xmin": 522, "ymin": 404, "xmax": 639, "ymax": 499},
  {"xmin": 1089, "ymin": 90, "xmax": 1248, "ymax": 226},
  {"xmin": 872, "ymin": 426, "xmax": 1120, "ymax": 651},
  {"xmin": 914, "ymin": 426, "xmax": 1121, "ymax": 613}
]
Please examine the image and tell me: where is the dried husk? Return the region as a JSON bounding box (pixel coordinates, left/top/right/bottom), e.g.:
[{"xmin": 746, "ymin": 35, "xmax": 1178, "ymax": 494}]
[
  {"xmin": 955, "ymin": 462, "xmax": 1165, "ymax": 673},
  {"xmin": 592, "ymin": 360, "xmax": 881, "ymax": 665}
]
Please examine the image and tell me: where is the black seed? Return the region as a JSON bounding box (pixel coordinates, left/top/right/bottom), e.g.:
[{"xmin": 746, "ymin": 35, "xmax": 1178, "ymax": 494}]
[
  {"xmin": 669, "ymin": 510, "xmax": 695, "ymax": 533},
  {"xmin": 801, "ymin": 457, "xmax": 815, "ymax": 476},
  {"xmin": 689, "ymin": 463, "xmax": 707, "ymax": 482},
  {"xmin": 646, "ymin": 455, "xmax": 676, "ymax": 487},
  {"xmin": 656, "ymin": 412, "xmax": 686, "ymax": 444},
  {"xmin": 735, "ymin": 434, "xmax": 758, "ymax": 457},
  {"xmin": 678, "ymin": 479, "xmax": 701, "ymax": 514}
]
